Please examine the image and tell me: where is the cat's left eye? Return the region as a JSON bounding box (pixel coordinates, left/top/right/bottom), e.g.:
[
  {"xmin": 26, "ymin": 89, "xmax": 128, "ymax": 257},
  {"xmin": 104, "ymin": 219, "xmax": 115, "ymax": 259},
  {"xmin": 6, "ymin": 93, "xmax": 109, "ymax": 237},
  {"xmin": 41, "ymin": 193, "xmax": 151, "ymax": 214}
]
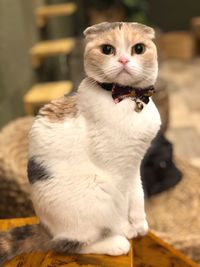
[
  {"xmin": 101, "ymin": 44, "xmax": 115, "ymax": 55},
  {"xmin": 132, "ymin": 43, "xmax": 146, "ymax": 55}
]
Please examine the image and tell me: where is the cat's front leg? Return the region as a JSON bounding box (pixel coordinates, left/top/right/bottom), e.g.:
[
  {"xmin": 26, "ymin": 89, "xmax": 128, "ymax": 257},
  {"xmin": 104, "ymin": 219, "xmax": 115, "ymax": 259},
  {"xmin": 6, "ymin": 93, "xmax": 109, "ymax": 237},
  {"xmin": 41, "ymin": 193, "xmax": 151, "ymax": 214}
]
[{"xmin": 123, "ymin": 174, "xmax": 148, "ymax": 239}]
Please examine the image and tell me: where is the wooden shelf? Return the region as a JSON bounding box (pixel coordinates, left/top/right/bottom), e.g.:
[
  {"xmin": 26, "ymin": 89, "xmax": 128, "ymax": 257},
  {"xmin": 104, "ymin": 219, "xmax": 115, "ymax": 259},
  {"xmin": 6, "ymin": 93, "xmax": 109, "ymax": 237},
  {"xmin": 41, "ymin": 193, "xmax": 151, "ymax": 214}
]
[
  {"xmin": 0, "ymin": 217, "xmax": 198, "ymax": 267},
  {"xmin": 30, "ymin": 38, "xmax": 75, "ymax": 68},
  {"xmin": 36, "ymin": 3, "xmax": 77, "ymax": 28},
  {"xmin": 23, "ymin": 81, "xmax": 73, "ymax": 115}
]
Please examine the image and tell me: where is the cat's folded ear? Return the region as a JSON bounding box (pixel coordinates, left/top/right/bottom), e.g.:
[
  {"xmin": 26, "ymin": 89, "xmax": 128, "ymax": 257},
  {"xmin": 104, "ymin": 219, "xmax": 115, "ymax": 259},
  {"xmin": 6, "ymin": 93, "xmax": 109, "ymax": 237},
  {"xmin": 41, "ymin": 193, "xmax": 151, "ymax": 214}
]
[
  {"xmin": 131, "ymin": 23, "xmax": 155, "ymax": 39},
  {"xmin": 84, "ymin": 22, "xmax": 111, "ymax": 40},
  {"xmin": 84, "ymin": 22, "xmax": 155, "ymax": 40}
]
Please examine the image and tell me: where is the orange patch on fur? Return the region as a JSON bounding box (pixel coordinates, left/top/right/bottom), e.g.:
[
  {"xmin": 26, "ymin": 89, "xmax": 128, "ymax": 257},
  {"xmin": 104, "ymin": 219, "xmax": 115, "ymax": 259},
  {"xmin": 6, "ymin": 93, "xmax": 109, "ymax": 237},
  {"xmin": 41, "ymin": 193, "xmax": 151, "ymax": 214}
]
[{"xmin": 39, "ymin": 95, "xmax": 78, "ymax": 122}]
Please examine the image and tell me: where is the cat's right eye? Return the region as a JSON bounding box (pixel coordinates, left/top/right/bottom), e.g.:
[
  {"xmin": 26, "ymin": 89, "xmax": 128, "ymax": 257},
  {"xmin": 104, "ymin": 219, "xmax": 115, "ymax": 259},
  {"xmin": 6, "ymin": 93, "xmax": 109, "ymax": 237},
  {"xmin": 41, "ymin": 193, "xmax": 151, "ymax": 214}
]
[{"xmin": 101, "ymin": 44, "xmax": 115, "ymax": 55}]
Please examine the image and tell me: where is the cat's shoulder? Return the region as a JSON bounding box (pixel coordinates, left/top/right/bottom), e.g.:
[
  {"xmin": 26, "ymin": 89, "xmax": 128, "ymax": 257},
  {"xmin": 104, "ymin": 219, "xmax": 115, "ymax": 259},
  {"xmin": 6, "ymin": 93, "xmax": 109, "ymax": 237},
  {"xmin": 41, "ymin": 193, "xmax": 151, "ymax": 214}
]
[{"xmin": 38, "ymin": 94, "xmax": 78, "ymax": 122}]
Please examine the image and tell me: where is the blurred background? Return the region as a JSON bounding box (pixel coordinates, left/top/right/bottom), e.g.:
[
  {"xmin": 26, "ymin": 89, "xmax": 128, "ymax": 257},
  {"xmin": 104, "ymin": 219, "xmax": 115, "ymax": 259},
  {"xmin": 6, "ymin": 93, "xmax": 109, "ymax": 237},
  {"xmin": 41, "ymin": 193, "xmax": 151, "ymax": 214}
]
[{"xmin": 0, "ymin": 0, "xmax": 200, "ymax": 264}]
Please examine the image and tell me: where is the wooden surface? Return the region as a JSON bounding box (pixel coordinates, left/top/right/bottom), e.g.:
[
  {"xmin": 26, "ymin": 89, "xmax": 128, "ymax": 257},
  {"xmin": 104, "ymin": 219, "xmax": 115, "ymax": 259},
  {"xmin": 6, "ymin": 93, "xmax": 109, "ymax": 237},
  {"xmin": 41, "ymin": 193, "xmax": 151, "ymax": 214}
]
[
  {"xmin": 0, "ymin": 217, "xmax": 199, "ymax": 267},
  {"xmin": 36, "ymin": 3, "xmax": 77, "ymax": 28},
  {"xmin": 23, "ymin": 81, "xmax": 73, "ymax": 115},
  {"xmin": 30, "ymin": 38, "xmax": 75, "ymax": 68}
]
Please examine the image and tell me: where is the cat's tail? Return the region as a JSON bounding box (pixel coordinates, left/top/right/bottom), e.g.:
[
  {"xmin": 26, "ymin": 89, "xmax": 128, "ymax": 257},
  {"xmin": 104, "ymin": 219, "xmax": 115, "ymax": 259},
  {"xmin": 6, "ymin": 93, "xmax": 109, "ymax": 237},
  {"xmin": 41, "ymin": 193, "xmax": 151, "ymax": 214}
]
[{"xmin": 0, "ymin": 224, "xmax": 83, "ymax": 265}]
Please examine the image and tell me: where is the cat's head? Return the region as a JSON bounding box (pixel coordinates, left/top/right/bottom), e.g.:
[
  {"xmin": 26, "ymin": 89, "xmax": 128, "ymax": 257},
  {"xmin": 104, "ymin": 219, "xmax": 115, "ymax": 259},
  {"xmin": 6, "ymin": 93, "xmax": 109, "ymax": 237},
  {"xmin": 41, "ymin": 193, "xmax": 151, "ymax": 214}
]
[{"xmin": 84, "ymin": 22, "xmax": 158, "ymax": 87}]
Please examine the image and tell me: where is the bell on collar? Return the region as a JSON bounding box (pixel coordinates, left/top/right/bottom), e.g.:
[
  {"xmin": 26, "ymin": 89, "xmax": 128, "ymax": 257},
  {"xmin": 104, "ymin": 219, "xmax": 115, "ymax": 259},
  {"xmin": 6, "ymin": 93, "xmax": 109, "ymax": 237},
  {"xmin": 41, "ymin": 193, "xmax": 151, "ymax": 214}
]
[{"xmin": 134, "ymin": 100, "xmax": 144, "ymax": 113}]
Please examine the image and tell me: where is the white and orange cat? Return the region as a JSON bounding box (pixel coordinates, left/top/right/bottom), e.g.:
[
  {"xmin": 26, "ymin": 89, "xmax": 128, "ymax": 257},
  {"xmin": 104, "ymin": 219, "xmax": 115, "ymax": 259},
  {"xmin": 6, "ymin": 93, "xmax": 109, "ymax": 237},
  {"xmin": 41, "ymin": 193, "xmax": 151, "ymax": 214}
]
[{"xmin": 0, "ymin": 22, "xmax": 161, "ymax": 264}]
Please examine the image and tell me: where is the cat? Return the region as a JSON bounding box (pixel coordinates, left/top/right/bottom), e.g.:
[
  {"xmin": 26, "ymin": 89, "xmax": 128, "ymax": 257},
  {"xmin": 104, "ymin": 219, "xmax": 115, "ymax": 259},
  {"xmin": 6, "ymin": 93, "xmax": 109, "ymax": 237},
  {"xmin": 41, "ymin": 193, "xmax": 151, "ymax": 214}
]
[{"xmin": 0, "ymin": 22, "xmax": 161, "ymax": 264}]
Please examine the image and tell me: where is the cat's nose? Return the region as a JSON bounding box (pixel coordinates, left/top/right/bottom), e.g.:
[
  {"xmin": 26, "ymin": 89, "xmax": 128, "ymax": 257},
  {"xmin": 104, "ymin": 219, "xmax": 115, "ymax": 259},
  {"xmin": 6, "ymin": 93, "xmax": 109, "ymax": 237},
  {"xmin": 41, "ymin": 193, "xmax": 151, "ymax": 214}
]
[{"xmin": 118, "ymin": 58, "xmax": 129, "ymax": 65}]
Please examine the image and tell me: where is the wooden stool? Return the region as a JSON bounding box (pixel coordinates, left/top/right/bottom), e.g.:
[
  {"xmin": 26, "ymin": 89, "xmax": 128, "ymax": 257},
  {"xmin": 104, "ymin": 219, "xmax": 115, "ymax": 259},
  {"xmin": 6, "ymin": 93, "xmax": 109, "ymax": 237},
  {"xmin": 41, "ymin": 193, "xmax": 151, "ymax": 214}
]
[
  {"xmin": 0, "ymin": 217, "xmax": 198, "ymax": 267},
  {"xmin": 30, "ymin": 38, "xmax": 75, "ymax": 68},
  {"xmin": 23, "ymin": 81, "xmax": 73, "ymax": 115},
  {"xmin": 36, "ymin": 3, "xmax": 77, "ymax": 28}
]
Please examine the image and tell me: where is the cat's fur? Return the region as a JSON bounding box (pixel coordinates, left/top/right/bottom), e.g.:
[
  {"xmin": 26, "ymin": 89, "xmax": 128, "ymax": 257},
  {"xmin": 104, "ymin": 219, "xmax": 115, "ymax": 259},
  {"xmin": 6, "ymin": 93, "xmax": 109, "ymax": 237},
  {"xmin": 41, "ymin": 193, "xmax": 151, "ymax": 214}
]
[{"xmin": 0, "ymin": 22, "xmax": 161, "ymax": 264}]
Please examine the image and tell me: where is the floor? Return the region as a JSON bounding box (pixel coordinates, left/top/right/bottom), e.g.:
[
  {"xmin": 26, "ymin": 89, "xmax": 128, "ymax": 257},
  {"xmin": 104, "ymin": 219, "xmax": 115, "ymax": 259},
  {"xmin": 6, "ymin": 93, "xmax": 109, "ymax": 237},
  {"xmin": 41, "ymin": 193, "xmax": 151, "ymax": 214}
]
[{"xmin": 159, "ymin": 58, "xmax": 200, "ymax": 169}]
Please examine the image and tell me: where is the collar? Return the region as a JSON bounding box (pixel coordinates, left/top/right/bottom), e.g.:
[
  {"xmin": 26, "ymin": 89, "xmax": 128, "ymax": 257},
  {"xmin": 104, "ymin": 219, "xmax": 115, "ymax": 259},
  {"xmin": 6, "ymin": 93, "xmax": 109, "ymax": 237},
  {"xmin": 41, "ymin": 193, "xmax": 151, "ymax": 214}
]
[{"xmin": 98, "ymin": 82, "xmax": 155, "ymax": 112}]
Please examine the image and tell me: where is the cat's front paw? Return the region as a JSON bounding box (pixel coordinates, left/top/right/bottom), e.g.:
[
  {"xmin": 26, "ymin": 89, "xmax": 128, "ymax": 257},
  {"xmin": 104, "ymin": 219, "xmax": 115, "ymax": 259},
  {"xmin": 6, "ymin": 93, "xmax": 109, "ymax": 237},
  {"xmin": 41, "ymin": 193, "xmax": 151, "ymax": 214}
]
[
  {"xmin": 106, "ymin": 236, "xmax": 130, "ymax": 256},
  {"xmin": 131, "ymin": 217, "xmax": 148, "ymax": 237},
  {"xmin": 123, "ymin": 218, "xmax": 148, "ymax": 239}
]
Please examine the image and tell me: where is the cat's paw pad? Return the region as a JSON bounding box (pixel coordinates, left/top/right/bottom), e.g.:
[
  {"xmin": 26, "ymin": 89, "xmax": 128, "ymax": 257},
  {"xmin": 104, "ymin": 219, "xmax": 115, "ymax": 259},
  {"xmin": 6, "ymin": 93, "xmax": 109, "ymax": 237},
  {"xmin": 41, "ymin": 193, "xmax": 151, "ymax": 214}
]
[{"xmin": 107, "ymin": 236, "xmax": 130, "ymax": 256}]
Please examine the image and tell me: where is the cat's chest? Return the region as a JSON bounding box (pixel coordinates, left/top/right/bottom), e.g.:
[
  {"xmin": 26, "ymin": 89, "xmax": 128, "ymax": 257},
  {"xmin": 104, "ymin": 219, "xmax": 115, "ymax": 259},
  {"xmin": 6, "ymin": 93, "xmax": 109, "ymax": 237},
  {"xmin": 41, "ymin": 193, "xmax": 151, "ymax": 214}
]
[
  {"xmin": 86, "ymin": 98, "xmax": 161, "ymax": 161},
  {"xmin": 83, "ymin": 98, "xmax": 160, "ymax": 177},
  {"xmin": 98, "ymin": 98, "xmax": 161, "ymax": 140},
  {"xmin": 128, "ymin": 100, "xmax": 160, "ymax": 137},
  {"xmin": 78, "ymin": 80, "xmax": 160, "ymax": 138}
]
